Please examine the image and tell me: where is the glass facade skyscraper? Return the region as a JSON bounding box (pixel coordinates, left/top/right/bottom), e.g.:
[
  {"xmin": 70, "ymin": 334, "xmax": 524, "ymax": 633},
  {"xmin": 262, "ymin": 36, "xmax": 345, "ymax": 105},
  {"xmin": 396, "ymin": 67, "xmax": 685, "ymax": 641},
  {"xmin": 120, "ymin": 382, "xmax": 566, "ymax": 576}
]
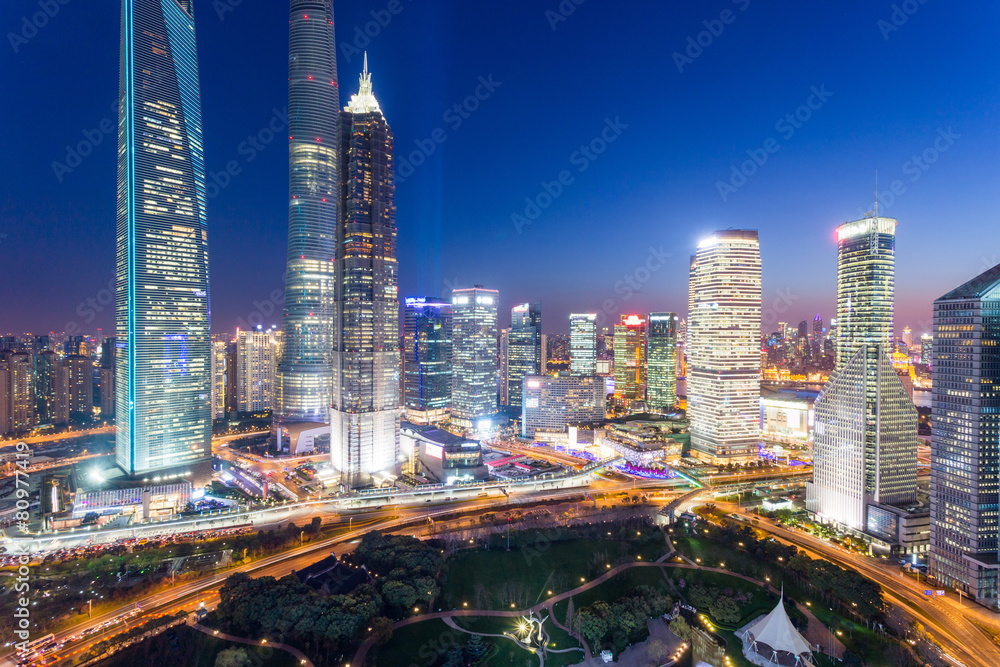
[
  {"xmin": 807, "ymin": 216, "xmax": 917, "ymax": 530},
  {"xmin": 403, "ymin": 297, "xmax": 452, "ymax": 424},
  {"xmin": 569, "ymin": 313, "xmax": 597, "ymax": 376},
  {"xmin": 522, "ymin": 374, "xmax": 606, "ymax": 438},
  {"xmin": 507, "ymin": 302, "xmax": 542, "ymax": 409},
  {"xmin": 646, "ymin": 312, "xmax": 678, "ymax": 412},
  {"xmin": 274, "ymin": 1, "xmax": 340, "ymax": 438},
  {"xmin": 330, "ymin": 60, "xmax": 400, "ymax": 486},
  {"xmin": 687, "ymin": 230, "xmax": 761, "ymax": 463},
  {"xmin": 613, "ymin": 315, "xmax": 646, "ymax": 408},
  {"xmin": 115, "ymin": 0, "xmax": 211, "ymax": 476},
  {"xmin": 451, "ymin": 286, "xmax": 499, "ymax": 428},
  {"xmin": 929, "ymin": 264, "xmax": 1000, "ymax": 604}
]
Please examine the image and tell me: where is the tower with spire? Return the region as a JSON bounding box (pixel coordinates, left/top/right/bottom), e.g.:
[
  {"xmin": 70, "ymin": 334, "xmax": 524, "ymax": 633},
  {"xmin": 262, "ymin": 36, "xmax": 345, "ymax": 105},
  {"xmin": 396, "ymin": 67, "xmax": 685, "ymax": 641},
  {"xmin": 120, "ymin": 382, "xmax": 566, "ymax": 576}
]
[{"xmin": 331, "ymin": 55, "xmax": 400, "ymax": 487}]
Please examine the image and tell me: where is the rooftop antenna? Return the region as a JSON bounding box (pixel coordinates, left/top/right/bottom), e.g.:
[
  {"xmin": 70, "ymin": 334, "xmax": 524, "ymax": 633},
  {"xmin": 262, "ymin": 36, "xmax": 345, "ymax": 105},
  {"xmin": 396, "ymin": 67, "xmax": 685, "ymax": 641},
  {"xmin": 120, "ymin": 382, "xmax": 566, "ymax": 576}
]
[{"xmin": 873, "ymin": 170, "xmax": 878, "ymax": 219}]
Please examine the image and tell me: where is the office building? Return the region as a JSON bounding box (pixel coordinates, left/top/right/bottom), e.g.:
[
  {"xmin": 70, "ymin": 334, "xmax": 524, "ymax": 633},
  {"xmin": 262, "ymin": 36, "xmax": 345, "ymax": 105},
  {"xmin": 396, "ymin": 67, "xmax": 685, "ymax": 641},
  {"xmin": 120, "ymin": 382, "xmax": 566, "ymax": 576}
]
[
  {"xmin": 400, "ymin": 422, "xmax": 487, "ymax": 484},
  {"xmin": 507, "ymin": 302, "xmax": 542, "ymax": 410},
  {"xmin": 99, "ymin": 338, "xmax": 115, "ymax": 419},
  {"xmin": 403, "ymin": 298, "xmax": 452, "ymax": 424},
  {"xmin": 33, "ymin": 350, "xmax": 59, "ymax": 424},
  {"xmin": 522, "ymin": 374, "xmax": 605, "ymax": 438},
  {"xmin": 273, "ymin": 0, "xmax": 340, "ymax": 440},
  {"xmin": 498, "ymin": 328, "xmax": 510, "ymax": 406},
  {"xmin": 116, "ymin": 0, "xmax": 211, "ymax": 476},
  {"xmin": 570, "ymin": 313, "xmax": 598, "ymax": 376},
  {"xmin": 1, "ymin": 352, "xmax": 34, "ymax": 435},
  {"xmin": 66, "ymin": 355, "xmax": 93, "ymax": 417},
  {"xmin": 807, "ymin": 216, "xmax": 917, "ymax": 531},
  {"xmin": 613, "ymin": 315, "xmax": 646, "ymax": 408},
  {"xmin": 330, "ymin": 59, "xmax": 400, "ymax": 485},
  {"xmin": 812, "ymin": 313, "xmax": 823, "ymax": 361},
  {"xmin": 687, "ymin": 230, "xmax": 761, "ymax": 463},
  {"xmin": 920, "ymin": 333, "xmax": 933, "ymax": 366},
  {"xmin": 451, "ymin": 286, "xmax": 499, "ymax": 429},
  {"xmin": 929, "ymin": 264, "xmax": 1000, "ymax": 605},
  {"xmin": 236, "ymin": 329, "xmax": 278, "ymax": 413},
  {"xmin": 211, "ymin": 341, "xmax": 226, "ymax": 420},
  {"xmin": 646, "ymin": 313, "xmax": 678, "ymax": 412}
]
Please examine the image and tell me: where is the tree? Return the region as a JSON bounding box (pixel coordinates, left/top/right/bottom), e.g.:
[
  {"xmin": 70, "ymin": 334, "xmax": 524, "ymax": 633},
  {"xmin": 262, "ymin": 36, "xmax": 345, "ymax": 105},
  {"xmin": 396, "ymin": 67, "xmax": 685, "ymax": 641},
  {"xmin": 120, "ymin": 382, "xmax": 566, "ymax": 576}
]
[
  {"xmin": 669, "ymin": 615, "xmax": 692, "ymax": 642},
  {"xmin": 442, "ymin": 640, "xmax": 464, "ymax": 667},
  {"xmin": 381, "ymin": 580, "xmax": 417, "ymax": 616},
  {"xmin": 466, "ymin": 632, "xmax": 486, "ymax": 658},
  {"xmin": 577, "ymin": 608, "xmax": 609, "ymax": 647},
  {"xmin": 215, "ymin": 647, "xmax": 252, "ymax": 667},
  {"xmin": 708, "ymin": 595, "xmax": 741, "ymax": 625},
  {"xmin": 369, "ymin": 616, "xmax": 393, "ymax": 645}
]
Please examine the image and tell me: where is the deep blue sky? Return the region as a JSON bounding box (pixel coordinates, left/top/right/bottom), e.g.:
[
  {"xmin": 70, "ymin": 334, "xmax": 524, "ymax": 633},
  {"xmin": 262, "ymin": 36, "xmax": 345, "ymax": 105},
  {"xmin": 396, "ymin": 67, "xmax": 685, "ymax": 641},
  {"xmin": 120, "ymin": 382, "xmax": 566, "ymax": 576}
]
[{"xmin": 2, "ymin": 0, "xmax": 998, "ymax": 336}]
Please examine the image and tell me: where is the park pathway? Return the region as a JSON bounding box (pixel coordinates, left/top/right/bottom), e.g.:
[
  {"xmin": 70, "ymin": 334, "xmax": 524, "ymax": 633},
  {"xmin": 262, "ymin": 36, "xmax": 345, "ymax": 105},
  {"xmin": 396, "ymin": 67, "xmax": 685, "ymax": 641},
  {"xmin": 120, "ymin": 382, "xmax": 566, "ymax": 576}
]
[{"xmin": 189, "ymin": 621, "xmax": 314, "ymax": 666}]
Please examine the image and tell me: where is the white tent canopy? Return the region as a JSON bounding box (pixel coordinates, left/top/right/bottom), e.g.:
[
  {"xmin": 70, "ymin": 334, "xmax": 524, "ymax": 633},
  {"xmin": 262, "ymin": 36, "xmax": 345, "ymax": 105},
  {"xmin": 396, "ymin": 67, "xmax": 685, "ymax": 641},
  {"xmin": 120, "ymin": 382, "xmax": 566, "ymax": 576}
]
[{"xmin": 743, "ymin": 590, "xmax": 813, "ymax": 658}]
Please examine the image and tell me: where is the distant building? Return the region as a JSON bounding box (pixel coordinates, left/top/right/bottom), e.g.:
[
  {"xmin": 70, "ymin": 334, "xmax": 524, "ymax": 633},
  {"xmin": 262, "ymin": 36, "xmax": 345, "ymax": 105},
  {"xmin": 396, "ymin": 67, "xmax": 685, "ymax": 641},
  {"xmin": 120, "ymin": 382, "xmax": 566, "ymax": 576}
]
[
  {"xmin": 33, "ymin": 350, "xmax": 59, "ymax": 424},
  {"xmin": 498, "ymin": 328, "xmax": 510, "ymax": 407},
  {"xmin": 66, "ymin": 355, "xmax": 93, "ymax": 417},
  {"xmin": 521, "ymin": 374, "xmax": 605, "ymax": 438},
  {"xmin": 688, "ymin": 230, "xmax": 761, "ymax": 463},
  {"xmin": 613, "ymin": 315, "xmax": 646, "ymax": 408},
  {"xmin": 507, "ymin": 302, "xmax": 542, "ymax": 410},
  {"xmin": 236, "ymin": 329, "xmax": 278, "ymax": 413},
  {"xmin": 646, "ymin": 313, "xmax": 678, "ymax": 412},
  {"xmin": 403, "ymin": 298, "xmax": 453, "ymax": 424},
  {"xmin": 920, "ymin": 333, "xmax": 933, "ymax": 366},
  {"xmin": 99, "ymin": 338, "xmax": 115, "ymax": 418},
  {"xmin": 569, "ymin": 313, "xmax": 598, "ymax": 376},
  {"xmin": 929, "ymin": 264, "xmax": 1000, "ymax": 605},
  {"xmin": 451, "ymin": 286, "xmax": 499, "ymax": 429},
  {"xmin": 211, "ymin": 341, "xmax": 226, "ymax": 420}
]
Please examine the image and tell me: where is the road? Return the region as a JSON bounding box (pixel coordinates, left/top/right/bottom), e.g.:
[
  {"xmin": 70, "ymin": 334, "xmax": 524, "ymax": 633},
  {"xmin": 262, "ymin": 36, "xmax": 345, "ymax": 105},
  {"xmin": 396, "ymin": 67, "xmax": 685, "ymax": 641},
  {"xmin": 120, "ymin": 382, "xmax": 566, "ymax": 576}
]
[{"xmin": 719, "ymin": 503, "xmax": 1000, "ymax": 667}]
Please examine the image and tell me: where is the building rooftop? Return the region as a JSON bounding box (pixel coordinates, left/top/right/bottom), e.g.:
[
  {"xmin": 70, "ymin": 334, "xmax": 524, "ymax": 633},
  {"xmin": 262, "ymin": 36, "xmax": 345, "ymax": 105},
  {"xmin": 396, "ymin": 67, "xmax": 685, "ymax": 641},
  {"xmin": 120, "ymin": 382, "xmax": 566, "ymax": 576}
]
[{"xmin": 937, "ymin": 263, "xmax": 1000, "ymax": 301}]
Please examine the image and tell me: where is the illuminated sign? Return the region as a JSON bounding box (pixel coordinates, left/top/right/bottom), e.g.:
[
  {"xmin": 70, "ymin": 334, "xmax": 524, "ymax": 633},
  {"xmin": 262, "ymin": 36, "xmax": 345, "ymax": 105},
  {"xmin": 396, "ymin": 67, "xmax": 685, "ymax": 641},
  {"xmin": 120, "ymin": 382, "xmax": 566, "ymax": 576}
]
[
  {"xmin": 405, "ymin": 297, "xmax": 427, "ymax": 305},
  {"xmin": 526, "ymin": 380, "xmax": 541, "ymax": 388},
  {"xmin": 424, "ymin": 444, "xmax": 443, "ymax": 459},
  {"xmin": 836, "ymin": 217, "xmax": 896, "ymax": 242},
  {"xmin": 512, "ymin": 303, "xmax": 529, "ymax": 312},
  {"xmin": 453, "ymin": 296, "xmax": 469, "ymax": 305},
  {"xmin": 623, "ymin": 315, "xmax": 645, "ymax": 326}
]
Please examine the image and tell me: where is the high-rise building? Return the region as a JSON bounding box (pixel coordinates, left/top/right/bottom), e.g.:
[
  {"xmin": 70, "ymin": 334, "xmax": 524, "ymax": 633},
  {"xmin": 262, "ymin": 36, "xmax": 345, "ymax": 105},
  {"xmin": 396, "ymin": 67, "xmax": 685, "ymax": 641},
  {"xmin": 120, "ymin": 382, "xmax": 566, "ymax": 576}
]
[
  {"xmin": 99, "ymin": 337, "xmax": 115, "ymax": 419},
  {"xmin": 522, "ymin": 374, "xmax": 606, "ymax": 438},
  {"xmin": 66, "ymin": 355, "xmax": 93, "ymax": 417},
  {"xmin": 920, "ymin": 333, "xmax": 933, "ymax": 366},
  {"xmin": 211, "ymin": 341, "xmax": 226, "ymax": 420},
  {"xmin": 807, "ymin": 216, "xmax": 917, "ymax": 531},
  {"xmin": 646, "ymin": 313, "xmax": 678, "ymax": 412},
  {"xmin": 507, "ymin": 302, "xmax": 542, "ymax": 409},
  {"xmin": 34, "ymin": 350, "xmax": 59, "ymax": 424},
  {"xmin": 569, "ymin": 313, "xmax": 598, "ymax": 376},
  {"xmin": 1, "ymin": 352, "xmax": 34, "ymax": 435},
  {"xmin": 236, "ymin": 329, "xmax": 278, "ymax": 414},
  {"xmin": 0, "ymin": 364, "xmax": 7, "ymax": 435},
  {"xmin": 403, "ymin": 298, "xmax": 452, "ymax": 424},
  {"xmin": 330, "ymin": 59, "xmax": 400, "ymax": 485},
  {"xmin": 225, "ymin": 341, "xmax": 237, "ymax": 418},
  {"xmin": 812, "ymin": 313, "xmax": 823, "ymax": 361},
  {"xmin": 451, "ymin": 286, "xmax": 499, "ymax": 429},
  {"xmin": 116, "ymin": 0, "xmax": 211, "ymax": 476},
  {"xmin": 929, "ymin": 265, "xmax": 1000, "ymax": 605},
  {"xmin": 613, "ymin": 315, "xmax": 646, "ymax": 408},
  {"xmin": 498, "ymin": 328, "xmax": 510, "ymax": 406},
  {"xmin": 687, "ymin": 230, "xmax": 761, "ymax": 463},
  {"xmin": 273, "ymin": 0, "xmax": 340, "ymax": 440},
  {"xmin": 901, "ymin": 325, "xmax": 913, "ymax": 352}
]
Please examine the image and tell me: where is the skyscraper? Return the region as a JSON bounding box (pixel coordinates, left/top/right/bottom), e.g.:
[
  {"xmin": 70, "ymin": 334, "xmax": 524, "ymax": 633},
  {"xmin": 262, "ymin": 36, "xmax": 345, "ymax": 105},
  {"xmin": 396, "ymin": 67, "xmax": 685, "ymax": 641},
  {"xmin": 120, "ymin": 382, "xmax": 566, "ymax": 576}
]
[
  {"xmin": 0, "ymin": 352, "xmax": 34, "ymax": 435},
  {"xmin": 929, "ymin": 264, "xmax": 1000, "ymax": 604},
  {"xmin": 211, "ymin": 341, "xmax": 226, "ymax": 420},
  {"xmin": 687, "ymin": 230, "xmax": 761, "ymax": 463},
  {"xmin": 330, "ymin": 58, "xmax": 399, "ymax": 485},
  {"xmin": 99, "ymin": 338, "xmax": 116, "ymax": 419},
  {"xmin": 236, "ymin": 329, "xmax": 278, "ymax": 413},
  {"xmin": 613, "ymin": 315, "xmax": 646, "ymax": 408},
  {"xmin": 569, "ymin": 313, "xmax": 598, "ymax": 376},
  {"xmin": 807, "ymin": 216, "xmax": 917, "ymax": 530},
  {"xmin": 403, "ymin": 298, "xmax": 452, "ymax": 424},
  {"xmin": 115, "ymin": 0, "xmax": 211, "ymax": 476},
  {"xmin": 646, "ymin": 313, "xmax": 678, "ymax": 412},
  {"xmin": 812, "ymin": 313, "xmax": 823, "ymax": 361},
  {"xmin": 522, "ymin": 374, "xmax": 606, "ymax": 438},
  {"xmin": 451, "ymin": 286, "xmax": 499, "ymax": 429},
  {"xmin": 274, "ymin": 0, "xmax": 340, "ymax": 441},
  {"xmin": 507, "ymin": 302, "xmax": 542, "ymax": 410},
  {"xmin": 66, "ymin": 355, "xmax": 93, "ymax": 417},
  {"xmin": 34, "ymin": 350, "xmax": 58, "ymax": 424}
]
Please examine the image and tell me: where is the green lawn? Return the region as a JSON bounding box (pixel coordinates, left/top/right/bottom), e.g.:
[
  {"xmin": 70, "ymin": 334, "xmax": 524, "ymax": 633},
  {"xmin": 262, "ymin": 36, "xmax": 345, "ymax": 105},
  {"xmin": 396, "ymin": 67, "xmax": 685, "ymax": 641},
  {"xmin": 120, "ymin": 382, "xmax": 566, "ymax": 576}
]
[{"xmin": 373, "ymin": 617, "xmax": 551, "ymax": 667}]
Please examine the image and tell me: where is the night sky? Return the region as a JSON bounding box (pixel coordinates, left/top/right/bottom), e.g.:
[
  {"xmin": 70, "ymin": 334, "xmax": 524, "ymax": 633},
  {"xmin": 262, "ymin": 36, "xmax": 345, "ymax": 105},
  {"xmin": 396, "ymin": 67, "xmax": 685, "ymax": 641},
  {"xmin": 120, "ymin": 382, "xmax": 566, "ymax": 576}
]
[{"xmin": 2, "ymin": 0, "xmax": 998, "ymax": 337}]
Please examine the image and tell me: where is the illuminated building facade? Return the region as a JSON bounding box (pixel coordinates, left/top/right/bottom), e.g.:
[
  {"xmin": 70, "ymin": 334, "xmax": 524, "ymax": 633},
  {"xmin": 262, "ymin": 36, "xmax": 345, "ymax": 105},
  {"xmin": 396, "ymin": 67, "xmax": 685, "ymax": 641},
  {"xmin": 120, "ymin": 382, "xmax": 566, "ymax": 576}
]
[
  {"xmin": 331, "ymin": 59, "xmax": 400, "ymax": 485},
  {"xmin": 236, "ymin": 329, "xmax": 278, "ymax": 413},
  {"xmin": 274, "ymin": 0, "xmax": 339, "ymax": 438},
  {"xmin": 646, "ymin": 312, "xmax": 678, "ymax": 412},
  {"xmin": 33, "ymin": 350, "xmax": 58, "ymax": 424},
  {"xmin": 211, "ymin": 341, "xmax": 226, "ymax": 419},
  {"xmin": 507, "ymin": 302, "xmax": 542, "ymax": 409},
  {"xmin": 687, "ymin": 230, "xmax": 761, "ymax": 463},
  {"xmin": 451, "ymin": 286, "xmax": 499, "ymax": 428},
  {"xmin": 807, "ymin": 216, "xmax": 917, "ymax": 531},
  {"xmin": 66, "ymin": 355, "xmax": 93, "ymax": 416},
  {"xmin": 613, "ymin": 315, "xmax": 646, "ymax": 408},
  {"xmin": 0, "ymin": 352, "xmax": 34, "ymax": 435},
  {"xmin": 403, "ymin": 297, "xmax": 452, "ymax": 424},
  {"xmin": 929, "ymin": 264, "xmax": 1000, "ymax": 604},
  {"xmin": 115, "ymin": 0, "xmax": 211, "ymax": 476},
  {"xmin": 569, "ymin": 313, "xmax": 598, "ymax": 376},
  {"xmin": 522, "ymin": 374, "xmax": 605, "ymax": 438}
]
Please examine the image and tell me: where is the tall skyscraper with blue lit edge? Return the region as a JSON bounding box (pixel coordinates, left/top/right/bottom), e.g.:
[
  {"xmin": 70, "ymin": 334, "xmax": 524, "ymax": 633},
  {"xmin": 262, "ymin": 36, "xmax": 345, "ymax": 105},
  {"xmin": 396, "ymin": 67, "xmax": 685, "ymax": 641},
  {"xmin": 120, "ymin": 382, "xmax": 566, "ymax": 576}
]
[
  {"xmin": 273, "ymin": 1, "xmax": 340, "ymax": 445},
  {"xmin": 116, "ymin": 0, "xmax": 211, "ymax": 476}
]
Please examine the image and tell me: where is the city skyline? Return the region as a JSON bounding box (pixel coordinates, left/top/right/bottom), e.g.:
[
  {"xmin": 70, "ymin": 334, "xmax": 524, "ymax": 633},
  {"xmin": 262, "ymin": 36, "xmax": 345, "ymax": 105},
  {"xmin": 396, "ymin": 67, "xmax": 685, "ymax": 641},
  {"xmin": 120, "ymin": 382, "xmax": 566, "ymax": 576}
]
[{"xmin": 4, "ymin": 2, "xmax": 998, "ymax": 336}]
